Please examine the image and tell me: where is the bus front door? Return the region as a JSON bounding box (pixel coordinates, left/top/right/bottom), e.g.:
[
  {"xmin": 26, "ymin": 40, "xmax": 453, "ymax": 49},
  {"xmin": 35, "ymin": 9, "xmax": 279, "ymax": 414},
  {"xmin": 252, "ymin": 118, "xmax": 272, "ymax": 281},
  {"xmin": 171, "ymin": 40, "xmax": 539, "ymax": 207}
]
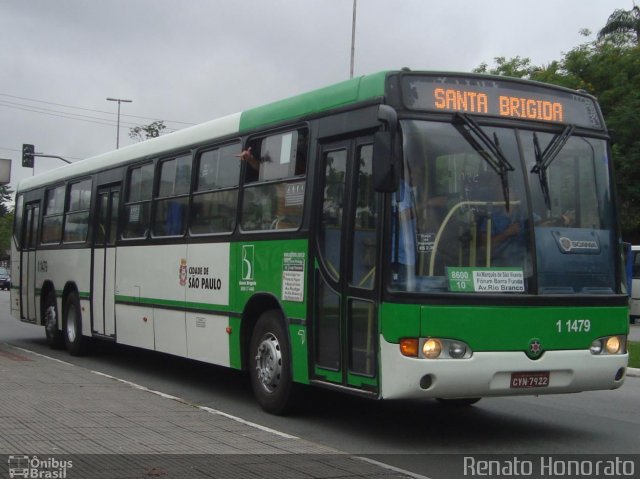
[
  {"xmin": 20, "ymin": 203, "xmax": 40, "ymax": 322},
  {"xmin": 92, "ymin": 185, "xmax": 119, "ymax": 337},
  {"xmin": 313, "ymin": 138, "xmax": 379, "ymax": 394}
]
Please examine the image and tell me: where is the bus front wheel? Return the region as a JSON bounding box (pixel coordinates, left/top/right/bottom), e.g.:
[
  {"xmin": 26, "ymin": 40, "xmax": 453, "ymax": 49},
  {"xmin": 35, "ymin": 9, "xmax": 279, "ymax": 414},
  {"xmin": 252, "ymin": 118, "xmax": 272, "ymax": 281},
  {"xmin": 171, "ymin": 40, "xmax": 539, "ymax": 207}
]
[
  {"xmin": 44, "ymin": 290, "xmax": 64, "ymax": 349},
  {"xmin": 63, "ymin": 291, "xmax": 88, "ymax": 356},
  {"xmin": 249, "ymin": 310, "xmax": 298, "ymax": 415}
]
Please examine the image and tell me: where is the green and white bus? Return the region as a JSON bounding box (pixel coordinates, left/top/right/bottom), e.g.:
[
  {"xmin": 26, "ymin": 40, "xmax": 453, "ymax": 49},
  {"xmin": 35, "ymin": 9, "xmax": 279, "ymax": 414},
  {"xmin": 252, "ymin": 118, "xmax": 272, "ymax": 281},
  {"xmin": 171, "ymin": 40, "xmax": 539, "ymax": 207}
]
[{"xmin": 12, "ymin": 70, "xmax": 629, "ymax": 414}]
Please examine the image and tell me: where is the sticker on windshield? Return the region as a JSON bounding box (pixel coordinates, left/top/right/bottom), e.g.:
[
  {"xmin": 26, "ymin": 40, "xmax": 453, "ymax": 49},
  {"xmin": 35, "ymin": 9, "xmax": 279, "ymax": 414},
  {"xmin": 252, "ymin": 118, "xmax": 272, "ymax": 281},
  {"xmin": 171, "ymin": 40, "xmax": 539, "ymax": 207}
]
[
  {"xmin": 447, "ymin": 267, "xmax": 524, "ymax": 293},
  {"xmin": 417, "ymin": 233, "xmax": 435, "ymax": 253}
]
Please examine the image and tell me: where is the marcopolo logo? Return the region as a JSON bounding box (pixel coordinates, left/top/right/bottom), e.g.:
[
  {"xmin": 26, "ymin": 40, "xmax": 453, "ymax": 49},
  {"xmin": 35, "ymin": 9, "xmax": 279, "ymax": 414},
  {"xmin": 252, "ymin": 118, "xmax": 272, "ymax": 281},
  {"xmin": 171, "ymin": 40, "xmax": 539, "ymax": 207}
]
[{"xmin": 8, "ymin": 455, "xmax": 73, "ymax": 478}]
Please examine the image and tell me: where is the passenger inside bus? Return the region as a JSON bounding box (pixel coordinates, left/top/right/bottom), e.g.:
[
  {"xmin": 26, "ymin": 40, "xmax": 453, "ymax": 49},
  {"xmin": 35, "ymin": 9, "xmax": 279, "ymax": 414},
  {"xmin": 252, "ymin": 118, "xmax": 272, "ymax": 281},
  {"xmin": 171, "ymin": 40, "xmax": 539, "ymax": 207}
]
[
  {"xmin": 238, "ymin": 130, "xmax": 308, "ymax": 230},
  {"xmin": 475, "ymin": 172, "xmax": 529, "ymax": 268}
]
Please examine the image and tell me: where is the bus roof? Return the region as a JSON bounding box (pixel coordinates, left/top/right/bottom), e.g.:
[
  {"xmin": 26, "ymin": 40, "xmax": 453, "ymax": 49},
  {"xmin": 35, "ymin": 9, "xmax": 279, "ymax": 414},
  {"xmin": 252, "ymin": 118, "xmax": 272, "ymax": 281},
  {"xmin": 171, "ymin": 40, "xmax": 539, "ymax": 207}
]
[
  {"xmin": 17, "ymin": 71, "xmax": 388, "ymax": 193},
  {"xmin": 16, "ymin": 69, "xmax": 603, "ymax": 193}
]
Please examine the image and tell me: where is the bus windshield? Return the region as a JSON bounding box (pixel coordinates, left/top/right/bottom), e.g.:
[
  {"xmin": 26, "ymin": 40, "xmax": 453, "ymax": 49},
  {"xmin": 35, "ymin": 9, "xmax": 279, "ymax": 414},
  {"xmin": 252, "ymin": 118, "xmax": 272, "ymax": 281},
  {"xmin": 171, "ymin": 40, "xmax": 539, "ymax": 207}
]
[{"xmin": 390, "ymin": 120, "xmax": 615, "ymax": 295}]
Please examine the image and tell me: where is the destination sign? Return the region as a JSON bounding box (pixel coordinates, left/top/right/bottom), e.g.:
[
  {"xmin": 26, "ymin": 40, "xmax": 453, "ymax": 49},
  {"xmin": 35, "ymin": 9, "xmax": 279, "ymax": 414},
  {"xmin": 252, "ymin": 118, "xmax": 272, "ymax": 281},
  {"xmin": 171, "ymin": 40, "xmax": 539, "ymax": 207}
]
[{"xmin": 401, "ymin": 74, "xmax": 603, "ymax": 129}]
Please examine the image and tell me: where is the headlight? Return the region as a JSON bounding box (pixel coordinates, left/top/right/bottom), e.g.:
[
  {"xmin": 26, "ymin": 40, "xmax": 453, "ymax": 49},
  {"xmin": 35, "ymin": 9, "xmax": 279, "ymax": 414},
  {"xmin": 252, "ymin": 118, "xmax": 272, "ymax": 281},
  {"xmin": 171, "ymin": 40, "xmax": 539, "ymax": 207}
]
[
  {"xmin": 605, "ymin": 336, "xmax": 621, "ymax": 354},
  {"xmin": 422, "ymin": 339, "xmax": 442, "ymax": 359},
  {"xmin": 399, "ymin": 338, "xmax": 473, "ymax": 359},
  {"xmin": 449, "ymin": 341, "xmax": 468, "ymax": 359},
  {"xmin": 590, "ymin": 339, "xmax": 603, "ymax": 355},
  {"xmin": 590, "ymin": 335, "xmax": 626, "ymax": 355}
]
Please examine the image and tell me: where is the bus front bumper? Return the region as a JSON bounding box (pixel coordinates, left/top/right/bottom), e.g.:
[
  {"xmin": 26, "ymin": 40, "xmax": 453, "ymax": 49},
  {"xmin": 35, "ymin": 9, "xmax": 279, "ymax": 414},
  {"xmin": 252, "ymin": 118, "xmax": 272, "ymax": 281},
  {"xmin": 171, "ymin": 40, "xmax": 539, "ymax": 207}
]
[{"xmin": 380, "ymin": 337, "xmax": 627, "ymax": 400}]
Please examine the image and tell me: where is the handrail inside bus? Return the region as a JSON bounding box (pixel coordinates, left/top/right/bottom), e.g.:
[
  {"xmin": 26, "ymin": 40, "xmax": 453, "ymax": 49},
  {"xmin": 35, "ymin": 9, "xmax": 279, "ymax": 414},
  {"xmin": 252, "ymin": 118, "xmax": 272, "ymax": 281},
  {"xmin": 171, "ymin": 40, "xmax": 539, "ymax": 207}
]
[{"xmin": 428, "ymin": 200, "xmax": 520, "ymax": 276}]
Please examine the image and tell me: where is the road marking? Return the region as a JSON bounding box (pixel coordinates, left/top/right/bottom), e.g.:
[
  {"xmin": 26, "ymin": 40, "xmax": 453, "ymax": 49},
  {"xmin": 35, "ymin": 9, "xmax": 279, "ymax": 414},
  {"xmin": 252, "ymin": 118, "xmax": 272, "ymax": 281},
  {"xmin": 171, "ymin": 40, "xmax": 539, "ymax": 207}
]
[
  {"xmin": 9, "ymin": 345, "xmax": 73, "ymax": 366},
  {"xmin": 354, "ymin": 456, "xmax": 432, "ymax": 479},
  {"xmin": 9, "ymin": 344, "xmax": 299, "ymax": 440},
  {"xmin": 7, "ymin": 344, "xmax": 426, "ymax": 478},
  {"xmin": 88, "ymin": 369, "xmax": 301, "ymax": 440}
]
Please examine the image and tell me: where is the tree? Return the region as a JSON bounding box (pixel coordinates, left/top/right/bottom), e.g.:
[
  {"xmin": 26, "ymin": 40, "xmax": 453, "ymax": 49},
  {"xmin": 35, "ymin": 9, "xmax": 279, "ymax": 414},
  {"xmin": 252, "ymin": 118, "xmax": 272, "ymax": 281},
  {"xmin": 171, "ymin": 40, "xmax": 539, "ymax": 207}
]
[
  {"xmin": 475, "ymin": 26, "xmax": 640, "ymax": 242},
  {"xmin": 129, "ymin": 120, "xmax": 166, "ymax": 142},
  {"xmin": 0, "ymin": 212, "xmax": 13, "ymax": 257},
  {"xmin": 0, "ymin": 185, "xmax": 13, "ymax": 217},
  {"xmin": 473, "ymin": 56, "xmax": 537, "ymax": 79},
  {"xmin": 598, "ymin": 6, "xmax": 640, "ymax": 45}
]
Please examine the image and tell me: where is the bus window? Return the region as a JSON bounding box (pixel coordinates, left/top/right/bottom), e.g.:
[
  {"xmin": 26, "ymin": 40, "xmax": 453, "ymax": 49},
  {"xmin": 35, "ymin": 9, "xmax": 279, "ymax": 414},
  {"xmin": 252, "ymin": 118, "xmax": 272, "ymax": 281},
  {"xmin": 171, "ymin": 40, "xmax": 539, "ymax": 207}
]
[
  {"xmin": 319, "ymin": 148, "xmax": 347, "ymax": 281},
  {"xmin": 350, "ymin": 144, "xmax": 377, "ymax": 290},
  {"xmin": 240, "ymin": 129, "xmax": 307, "ymax": 232},
  {"xmin": 41, "ymin": 185, "xmax": 65, "ymax": 244},
  {"xmin": 190, "ymin": 142, "xmax": 240, "ymax": 235},
  {"xmin": 153, "ymin": 154, "xmax": 192, "ymax": 237},
  {"xmin": 63, "ymin": 178, "xmax": 92, "ymax": 243},
  {"xmin": 123, "ymin": 163, "xmax": 154, "ymax": 239}
]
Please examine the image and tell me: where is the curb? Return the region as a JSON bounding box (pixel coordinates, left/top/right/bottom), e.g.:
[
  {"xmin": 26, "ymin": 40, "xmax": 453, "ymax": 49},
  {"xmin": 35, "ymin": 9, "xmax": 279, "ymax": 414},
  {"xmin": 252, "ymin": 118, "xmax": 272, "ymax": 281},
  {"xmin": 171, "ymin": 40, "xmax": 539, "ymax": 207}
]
[{"xmin": 627, "ymin": 367, "xmax": 640, "ymax": 378}]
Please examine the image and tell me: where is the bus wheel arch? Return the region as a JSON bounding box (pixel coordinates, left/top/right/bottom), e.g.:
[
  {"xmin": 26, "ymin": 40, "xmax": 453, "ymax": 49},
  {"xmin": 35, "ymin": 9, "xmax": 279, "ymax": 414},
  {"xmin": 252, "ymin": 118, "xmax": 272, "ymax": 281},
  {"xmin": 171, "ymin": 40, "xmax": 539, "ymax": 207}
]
[
  {"xmin": 62, "ymin": 284, "xmax": 89, "ymax": 356},
  {"xmin": 240, "ymin": 293, "xmax": 284, "ymax": 370},
  {"xmin": 41, "ymin": 281, "xmax": 64, "ymax": 349}
]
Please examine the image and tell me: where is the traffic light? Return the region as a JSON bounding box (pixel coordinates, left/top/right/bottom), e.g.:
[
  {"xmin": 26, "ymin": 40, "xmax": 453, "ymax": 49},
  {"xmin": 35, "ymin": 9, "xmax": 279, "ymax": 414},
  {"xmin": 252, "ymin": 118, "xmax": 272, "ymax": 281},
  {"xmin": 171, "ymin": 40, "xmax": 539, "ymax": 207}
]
[{"xmin": 22, "ymin": 144, "xmax": 34, "ymax": 168}]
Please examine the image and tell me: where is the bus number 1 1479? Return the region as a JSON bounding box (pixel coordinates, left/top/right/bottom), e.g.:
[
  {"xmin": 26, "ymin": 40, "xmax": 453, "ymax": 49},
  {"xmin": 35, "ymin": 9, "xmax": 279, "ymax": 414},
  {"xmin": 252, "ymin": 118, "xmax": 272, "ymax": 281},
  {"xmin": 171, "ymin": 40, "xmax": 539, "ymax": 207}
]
[{"xmin": 556, "ymin": 319, "xmax": 591, "ymax": 333}]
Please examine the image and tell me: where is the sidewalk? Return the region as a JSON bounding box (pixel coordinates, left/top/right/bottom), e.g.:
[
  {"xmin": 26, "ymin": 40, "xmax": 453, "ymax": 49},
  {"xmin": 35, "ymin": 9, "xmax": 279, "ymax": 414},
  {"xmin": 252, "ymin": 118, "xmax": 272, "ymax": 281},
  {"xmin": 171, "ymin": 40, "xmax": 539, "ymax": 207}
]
[{"xmin": 0, "ymin": 343, "xmax": 411, "ymax": 478}]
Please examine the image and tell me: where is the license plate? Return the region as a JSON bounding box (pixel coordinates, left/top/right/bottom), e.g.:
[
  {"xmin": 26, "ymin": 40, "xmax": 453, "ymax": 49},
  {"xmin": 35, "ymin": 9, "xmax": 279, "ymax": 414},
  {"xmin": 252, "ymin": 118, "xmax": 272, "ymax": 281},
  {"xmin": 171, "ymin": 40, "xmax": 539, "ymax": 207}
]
[{"xmin": 510, "ymin": 371, "xmax": 550, "ymax": 388}]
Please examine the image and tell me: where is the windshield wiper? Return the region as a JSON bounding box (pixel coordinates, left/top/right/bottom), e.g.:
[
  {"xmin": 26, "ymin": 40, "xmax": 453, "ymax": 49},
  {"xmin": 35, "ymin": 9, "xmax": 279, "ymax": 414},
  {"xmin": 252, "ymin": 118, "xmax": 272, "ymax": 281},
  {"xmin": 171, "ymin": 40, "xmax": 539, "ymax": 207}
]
[
  {"xmin": 454, "ymin": 113, "xmax": 515, "ymax": 210},
  {"xmin": 531, "ymin": 125, "xmax": 575, "ymax": 210}
]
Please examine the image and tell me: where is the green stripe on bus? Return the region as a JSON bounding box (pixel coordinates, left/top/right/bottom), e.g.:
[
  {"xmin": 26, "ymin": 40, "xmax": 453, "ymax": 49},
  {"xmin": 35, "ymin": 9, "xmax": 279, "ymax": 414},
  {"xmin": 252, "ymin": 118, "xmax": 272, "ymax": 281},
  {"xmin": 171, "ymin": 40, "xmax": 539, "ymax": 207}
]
[
  {"xmin": 239, "ymin": 72, "xmax": 387, "ymax": 132},
  {"xmin": 115, "ymin": 295, "xmax": 233, "ymax": 313}
]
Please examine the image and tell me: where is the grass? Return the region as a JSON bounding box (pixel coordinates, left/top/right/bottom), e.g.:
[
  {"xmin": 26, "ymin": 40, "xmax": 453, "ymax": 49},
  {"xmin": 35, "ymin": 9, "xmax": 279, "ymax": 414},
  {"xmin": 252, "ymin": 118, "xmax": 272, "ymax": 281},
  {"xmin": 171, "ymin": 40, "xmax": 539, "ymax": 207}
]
[{"xmin": 629, "ymin": 341, "xmax": 640, "ymax": 369}]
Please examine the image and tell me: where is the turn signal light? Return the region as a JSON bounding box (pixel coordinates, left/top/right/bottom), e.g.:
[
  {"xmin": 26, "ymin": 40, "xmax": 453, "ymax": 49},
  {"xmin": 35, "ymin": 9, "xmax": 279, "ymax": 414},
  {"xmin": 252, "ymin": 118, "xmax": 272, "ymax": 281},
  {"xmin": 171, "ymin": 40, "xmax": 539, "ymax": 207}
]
[{"xmin": 400, "ymin": 338, "xmax": 419, "ymax": 357}]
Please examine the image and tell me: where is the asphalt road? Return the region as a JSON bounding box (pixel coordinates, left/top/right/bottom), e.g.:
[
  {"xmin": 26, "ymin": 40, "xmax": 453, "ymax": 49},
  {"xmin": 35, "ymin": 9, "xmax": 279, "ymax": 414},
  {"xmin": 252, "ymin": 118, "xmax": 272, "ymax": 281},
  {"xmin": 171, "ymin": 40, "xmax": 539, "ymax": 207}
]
[{"xmin": 2, "ymin": 290, "xmax": 639, "ymax": 477}]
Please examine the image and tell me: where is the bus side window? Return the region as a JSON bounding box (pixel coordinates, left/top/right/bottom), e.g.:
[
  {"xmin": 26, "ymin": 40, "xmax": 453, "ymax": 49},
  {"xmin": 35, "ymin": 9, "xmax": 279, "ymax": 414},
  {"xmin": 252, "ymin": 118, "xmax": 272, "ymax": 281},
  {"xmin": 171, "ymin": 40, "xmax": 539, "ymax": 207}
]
[
  {"xmin": 240, "ymin": 129, "xmax": 307, "ymax": 232},
  {"xmin": 190, "ymin": 142, "xmax": 240, "ymax": 235},
  {"xmin": 122, "ymin": 163, "xmax": 154, "ymax": 239},
  {"xmin": 153, "ymin": 154, "xmax": 192, "ymax": 237},
  {"xmin": 41, "ymin": 185, "xmax": 65, "ymax": 244},
  {"xmin": 63, "ymin": 178, "xmax": 92, "ymax": 243}
]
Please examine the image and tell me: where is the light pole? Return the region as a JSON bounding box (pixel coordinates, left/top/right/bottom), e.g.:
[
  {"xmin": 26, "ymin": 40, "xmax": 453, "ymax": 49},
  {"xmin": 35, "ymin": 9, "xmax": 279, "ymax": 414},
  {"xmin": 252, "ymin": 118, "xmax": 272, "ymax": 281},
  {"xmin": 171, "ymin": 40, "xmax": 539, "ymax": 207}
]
[
  {"xmin": 350, "ymin": 0, "xmax": 357, "ymax": 79},
  {"xmin": 106, "ymin": 97, "xmax": 132, "ymax": 149}
]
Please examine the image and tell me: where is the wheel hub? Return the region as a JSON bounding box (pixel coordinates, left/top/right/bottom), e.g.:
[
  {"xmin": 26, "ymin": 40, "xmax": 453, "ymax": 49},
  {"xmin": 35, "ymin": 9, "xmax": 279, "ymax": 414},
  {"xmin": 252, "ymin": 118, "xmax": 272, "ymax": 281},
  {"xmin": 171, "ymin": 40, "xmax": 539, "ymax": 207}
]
[
  {"xmin": 255, "ymin": 333, "xmax": 282, "ymax": 393},
  {"xmin": 66, "ymin": 304, "xmax": 77, "ymax": 343},
  {"xmin": 45, "ymin": 305, "xmax": 56, "ymax": 333}
]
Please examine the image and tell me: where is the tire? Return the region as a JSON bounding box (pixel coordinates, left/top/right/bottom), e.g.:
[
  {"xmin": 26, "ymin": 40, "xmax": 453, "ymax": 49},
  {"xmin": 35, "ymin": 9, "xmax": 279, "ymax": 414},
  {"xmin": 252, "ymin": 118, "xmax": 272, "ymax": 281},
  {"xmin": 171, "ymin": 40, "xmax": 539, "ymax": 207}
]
[
  {"xmin": 63, "ymin": 291, "xmax": 89, "ymax": 356},
  {"xmin": 436, "ymin": 397, "xmax": 481, "ymax": 407},
  {"xmin": 43, "ymin": 290, "xmax": 64, "ymax": 349},
  {"xmin": 249, "ymin": 310, "xmax": 299, "ymax": 415}
]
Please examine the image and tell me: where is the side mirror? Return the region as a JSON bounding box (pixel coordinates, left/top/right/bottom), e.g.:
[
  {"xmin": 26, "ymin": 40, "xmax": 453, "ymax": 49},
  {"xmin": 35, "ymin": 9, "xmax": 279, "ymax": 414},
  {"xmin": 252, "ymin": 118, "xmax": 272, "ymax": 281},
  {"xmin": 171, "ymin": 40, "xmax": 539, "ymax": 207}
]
[
  {"xmin": 373, "ymin": 105, "xmax": 399, "ymax": 193},
  {"xmin": 373, "ymin": 131, "xmax": 398, "ymax": 192}
]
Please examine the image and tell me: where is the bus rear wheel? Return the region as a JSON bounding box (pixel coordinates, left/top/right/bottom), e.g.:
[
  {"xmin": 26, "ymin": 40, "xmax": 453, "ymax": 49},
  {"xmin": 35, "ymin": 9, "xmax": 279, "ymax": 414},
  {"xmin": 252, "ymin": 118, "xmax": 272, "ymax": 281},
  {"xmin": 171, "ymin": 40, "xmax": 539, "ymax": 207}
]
[
  {"xmin": 249, "ymin": 310, "xmax": 298, "ymax": 415},
  {"xmin": 44, "ymin": 290, "xmax": 64, "ymax": 349},
  {"xmin": 63, "ymin": 291, "xmax": 88, "ymax": 356}
]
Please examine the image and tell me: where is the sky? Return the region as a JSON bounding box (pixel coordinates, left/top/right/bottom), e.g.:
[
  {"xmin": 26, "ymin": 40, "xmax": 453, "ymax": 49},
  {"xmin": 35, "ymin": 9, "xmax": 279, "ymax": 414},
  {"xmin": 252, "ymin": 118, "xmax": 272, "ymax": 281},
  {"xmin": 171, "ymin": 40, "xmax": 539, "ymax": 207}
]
[{"xmin": 0, "ymin": 0, "xmax": 634, "ymax": 194}]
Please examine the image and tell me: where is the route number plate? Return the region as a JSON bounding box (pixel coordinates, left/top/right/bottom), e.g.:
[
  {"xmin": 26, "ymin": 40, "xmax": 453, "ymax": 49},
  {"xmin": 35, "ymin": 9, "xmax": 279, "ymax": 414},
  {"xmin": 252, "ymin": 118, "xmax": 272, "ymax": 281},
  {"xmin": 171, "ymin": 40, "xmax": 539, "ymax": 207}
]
[{"xmin": 510, "ymin": 371, "xmax": 550, "ymax": 388}]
